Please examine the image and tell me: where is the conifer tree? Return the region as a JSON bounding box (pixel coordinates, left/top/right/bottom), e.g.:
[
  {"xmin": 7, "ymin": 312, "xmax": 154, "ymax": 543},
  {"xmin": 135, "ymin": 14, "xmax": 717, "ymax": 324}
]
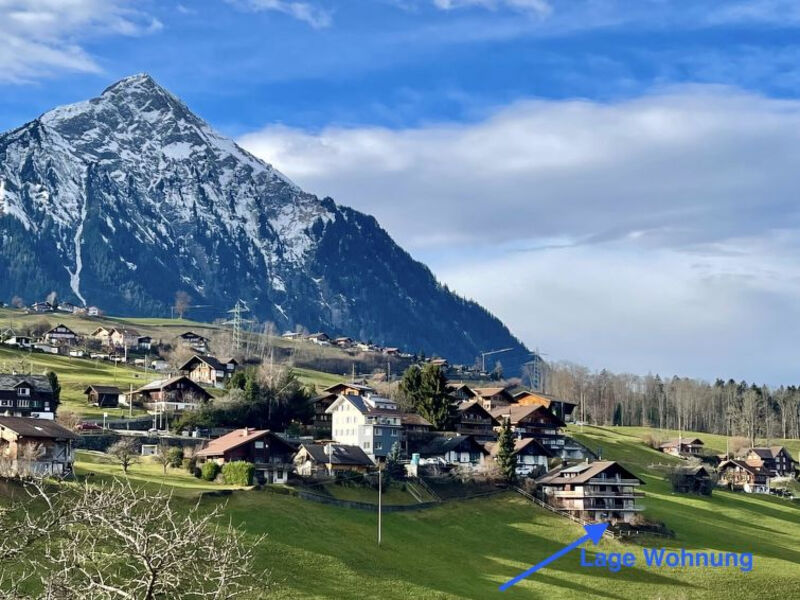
[{"xmin": 496, "ymin": 418, "xmax": 517, "ymax": 483}]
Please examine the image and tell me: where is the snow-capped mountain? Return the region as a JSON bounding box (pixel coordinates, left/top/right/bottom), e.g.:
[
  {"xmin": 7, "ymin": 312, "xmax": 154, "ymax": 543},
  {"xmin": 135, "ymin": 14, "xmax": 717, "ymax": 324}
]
[{"xmin": 0, "ymin": 74, "xmax": 529, "ymax": 369}]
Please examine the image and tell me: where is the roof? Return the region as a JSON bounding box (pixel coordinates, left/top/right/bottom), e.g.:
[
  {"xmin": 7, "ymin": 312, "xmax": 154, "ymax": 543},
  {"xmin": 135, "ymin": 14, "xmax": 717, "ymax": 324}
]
[
  {"xmin": 0, "ymin": 417, "xmax": 77, "ymax": 440},
  {"xmin": 196, "ymin": 428, "xmax": 294, "ymax": 457},
  {"xmin": 719, "ymin": 459, "xmax": 764, "ymax": 475},
  {"xmin": 45, "ymin": 324, "xmax": 76, "ymax": 334},
  {"xmin": 416, "ymin": 435, "xmax": 487, "ymax": 457},
  {"xmin": 298, "ymin": 443, "xmax": 374, "ymax": 466},
  {"xmin": 323, "ymin": 382, "xmax": 375, "ymax": 394},
  {"xmin": 513, "ymin": 390, "xmax": 579, "ymax": 406},
  {"xmin": 674, "ymin": 465, "xmax": 712, "ymax": 477},
  {"xmin": 472, "ymin": 387, "xmax": 509, "ymax": 398},
  {"xmin": 0, "ymin": 374, "xmax": 53, "ymax": 394},
  {"xmin": 749, "ymin": 446, "xmax": 794, "ymax": 460},
  {"xmin": 401, "ymin": 413, "xmax": 433, "ymax": 428},
  {"xmin": 133, "ymin": 375, "xmax": 210, "ymax": 396},
  {"xmin": 84, "ymin": 385, "xmax": 121, "ymax": 395},
  {"xmin": 490, "ymin": 404, "xmax": 566, "ymax": 427},
  {"xmin": 326, "ymin": 394, "xmax": 399, "ymax": 417},
  {"xmin": 660, "ymin": 438, "xmax": 704, "ymax": 449},
  {"xmin": 486, "ymin": 437, "xmax": 552, "ymax": 458},
  {"xmin": 536, "ymin": 460, "xmax": 644, "ymax": 485},
  {"xmin": 455, "ymin": 400, "xmax": 499, "ymax": 421},
  {"xmin": 179, "ymin": 354, "xmax": 226, "ymax": 372}
]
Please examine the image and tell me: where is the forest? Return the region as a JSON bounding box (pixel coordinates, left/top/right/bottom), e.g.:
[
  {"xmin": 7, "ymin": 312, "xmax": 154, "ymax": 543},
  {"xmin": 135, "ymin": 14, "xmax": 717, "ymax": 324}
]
[{"xmin": 545, "ymin": 362, "xmax": 800, "ymax": 442}]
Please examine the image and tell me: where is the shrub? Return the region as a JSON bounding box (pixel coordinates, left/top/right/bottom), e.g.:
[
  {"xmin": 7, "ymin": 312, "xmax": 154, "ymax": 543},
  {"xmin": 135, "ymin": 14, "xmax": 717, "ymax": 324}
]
[
  {"xmin": 221, "ymin": 461, "xmax": 255, "ymax": 486},
  {"xmin": 166, "ymin": 447, "xmax": 184, "ymax": 468},
  {"xmin": 641, "ymin": 433, "xmax": 663, "ymax": 450},
  {"xmin": 186, "ymin": 455, "xmax": 198, "ymax": 477},
  {"xmin": 200, "ymin": 461, "xmax": 220, "ymax": 482}
]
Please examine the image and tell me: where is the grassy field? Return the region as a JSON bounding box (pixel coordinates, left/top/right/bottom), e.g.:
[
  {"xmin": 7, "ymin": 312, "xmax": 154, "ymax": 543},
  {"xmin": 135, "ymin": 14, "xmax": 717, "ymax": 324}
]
[{"xmin": 65, "ymin": 424, "xmax": 800, "ymax": 599}]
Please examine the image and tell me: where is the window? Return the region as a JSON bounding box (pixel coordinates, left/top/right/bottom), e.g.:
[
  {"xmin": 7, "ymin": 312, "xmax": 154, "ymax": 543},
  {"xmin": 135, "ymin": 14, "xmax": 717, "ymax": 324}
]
[
  {"xmin": 17, "ymin": 387, "xmax": 30, "ymax": 397},
  {"xmin": 374, "ymin": 428, "xmax": 382, "ymax": 436},
  {"xmin": 391, "ymin": 429, "xmax": 399, "ymax": 436},
  {"xmin": 0, "ymin": 400, "xmax": 11, "ymax": 407},
  {"xmin": 17, "ymin": 400, "xmax": 30, "ymax": 408},
  {"xmin": 364, "ymin": 441, "xmax": 370, "ymax": 449},
  {"xmin": 375, "ymin": 442, "xmax": 383, "ymax": 451},
  {"xmin": 255, "ymin": 441, "xmax": 264, "ymax": 449}
]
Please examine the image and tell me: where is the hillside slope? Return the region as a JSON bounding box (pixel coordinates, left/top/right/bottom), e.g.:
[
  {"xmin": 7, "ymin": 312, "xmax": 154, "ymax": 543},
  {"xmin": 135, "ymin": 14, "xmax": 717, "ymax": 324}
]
[{"xmin": 0, "ymin": 74, "xmax": 529, "ymax": 370}]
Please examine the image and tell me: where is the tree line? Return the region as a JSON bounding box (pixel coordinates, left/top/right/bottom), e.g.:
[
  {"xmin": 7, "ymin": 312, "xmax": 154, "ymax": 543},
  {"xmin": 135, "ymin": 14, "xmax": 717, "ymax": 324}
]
[{"xmin": 547, "ymin": 361, "xmax": 800, "ymax": 443}]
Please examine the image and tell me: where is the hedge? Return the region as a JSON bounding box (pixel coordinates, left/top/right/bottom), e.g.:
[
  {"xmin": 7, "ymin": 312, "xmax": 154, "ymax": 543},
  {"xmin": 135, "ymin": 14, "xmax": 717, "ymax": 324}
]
[
  {"xmin": 221, "ymin": 461, "xmax": 255, "ymax": 486},
  {"xmin": 200, "ymin": 461, "xmax": 221, "ymax": 482}
]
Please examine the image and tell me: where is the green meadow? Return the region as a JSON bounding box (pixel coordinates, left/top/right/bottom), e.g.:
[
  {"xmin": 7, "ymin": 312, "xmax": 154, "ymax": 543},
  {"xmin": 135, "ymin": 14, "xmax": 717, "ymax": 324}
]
[{"xmin": 73, "ymin": 425, "xmax": 800, "ymax": 599}]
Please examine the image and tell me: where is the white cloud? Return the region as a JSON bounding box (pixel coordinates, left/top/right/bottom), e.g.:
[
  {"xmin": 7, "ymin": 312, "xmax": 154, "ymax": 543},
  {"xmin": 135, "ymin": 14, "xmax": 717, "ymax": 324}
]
[
  {"xmin": 0, "ymin": 0, "xmax": 162, "ymax": 83},
  {"xmin": 238, "ymin": 87, "xmax": 800, "ymax": 382},
  {"xmin": 432, "ymin": 0, "xmax": 551, "ymax": 16},
  {"xmin": 225, "ymin": 0, "xmax": 332, "ymax": 29}
]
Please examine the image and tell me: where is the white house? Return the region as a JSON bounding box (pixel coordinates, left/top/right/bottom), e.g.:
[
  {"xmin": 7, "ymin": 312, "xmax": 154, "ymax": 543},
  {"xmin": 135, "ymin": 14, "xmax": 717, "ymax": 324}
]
[{"xmin": 326, "ymin": 392, "xmax": 402, "ymax": 459}]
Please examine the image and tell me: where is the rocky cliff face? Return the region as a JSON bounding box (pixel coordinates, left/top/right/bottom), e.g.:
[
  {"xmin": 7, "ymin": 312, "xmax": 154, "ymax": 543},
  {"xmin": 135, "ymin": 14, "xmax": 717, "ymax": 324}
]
[{"xmin": 0, "ymin": 74, "xmax": 529, "ymax": 370}]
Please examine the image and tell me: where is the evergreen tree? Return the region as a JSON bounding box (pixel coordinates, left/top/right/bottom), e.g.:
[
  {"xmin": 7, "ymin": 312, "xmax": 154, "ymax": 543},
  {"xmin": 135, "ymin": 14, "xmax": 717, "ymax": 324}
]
[
  {"xmin": 399, "ymin": 363, "xmax": 453, "ymax": 430},
  {"xmin": 612, "ymin": 403, "xmax": 622, "ymax": 426},
  {"xmin": 496, "ymin": 418, "xmax": 517, "ymax": 483},
  {"xmin": 47, "ymin": 371, "xmax": 61, "ymax": 413},
  {"xmin": 386, "ymin": 441, "xmax": 405, "ymax": 481}
]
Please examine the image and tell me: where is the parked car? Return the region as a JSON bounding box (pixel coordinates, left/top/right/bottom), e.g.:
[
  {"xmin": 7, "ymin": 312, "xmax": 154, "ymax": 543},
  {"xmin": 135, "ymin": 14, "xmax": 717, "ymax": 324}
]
[{"xmin": 75, "ymin": 422, "xmax": 102, "ymax": 431}]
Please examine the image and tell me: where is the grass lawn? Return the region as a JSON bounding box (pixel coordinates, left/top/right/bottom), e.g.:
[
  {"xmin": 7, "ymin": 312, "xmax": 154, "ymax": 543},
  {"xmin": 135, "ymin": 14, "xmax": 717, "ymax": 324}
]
[{"xmin": 70, "ymin": 425, "xmax": 800, "ymax": 599}]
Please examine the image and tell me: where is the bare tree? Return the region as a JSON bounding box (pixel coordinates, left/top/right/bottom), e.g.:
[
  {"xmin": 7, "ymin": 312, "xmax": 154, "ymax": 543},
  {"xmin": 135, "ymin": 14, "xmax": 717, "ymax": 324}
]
[
  {"xmin": 107, "ymin": 438, "xmax": 140, "ymax": 474},
  {"xmin": 174, "ymin": 291, "xmax": 192, "ymax": 320},
  {"xmin": 0, "ymin": 481, "xmax": 269, "ymax": 599},
  {"xmin": 152, "ymin": 442, "xmax": 173, "ymax": 476},
  {"xmin": 10, "ymin": 295, "xmax": 24, "ymax": 309}
]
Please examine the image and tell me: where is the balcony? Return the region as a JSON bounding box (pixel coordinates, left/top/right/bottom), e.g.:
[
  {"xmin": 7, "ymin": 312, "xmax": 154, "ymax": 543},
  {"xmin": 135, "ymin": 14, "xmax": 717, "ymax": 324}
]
[{"xmin": 553, "ymin": 490, "xmax": 645, "ymax": 499}]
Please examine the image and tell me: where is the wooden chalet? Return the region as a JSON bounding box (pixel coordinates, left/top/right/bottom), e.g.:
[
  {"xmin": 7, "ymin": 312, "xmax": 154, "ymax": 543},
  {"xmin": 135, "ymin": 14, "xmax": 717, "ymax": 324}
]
[
  {"xmin": 659, "ymin": 437, "xmax": 704, "ymax": 458},
  {"xmin": 322, "ymin": 382, "xmax": 375, "ymax": 397},
  {"xmin": 718, "ymin": 459, "xmax": 769, "ymax": 493},
  {"xmin": 513, "ymin": 390, "xmax": 579, "ymax": 421},
  {"xmin": 293, "ymin": 443, "xmax": 374, "ymax": 477},
  {"xmin": 485, "ymin": 437, "xmax": 552, "ymax": 477},
  {"xmin": 450, "ymin": 384, "xmax": 478, "ymax": 402},
  {"xmin": 454, "ymin": 400, "xmax": 499, "ymax": 441},
  {"xmin": 305, "ymin": 332, "xmax": 330, "ymax": 343},
  {"xmin": 43, "ymin": 324, "xmax": 78, "ymax": 345},
  {"xmin": 745, "ymin": 446, "xmax": 796, "ymax": 478},
  {"xmin": 0, "ymin": 416, "xmax": 77, "ymax": 477},
  {"xmin": 309, "ymin": 392, "xmax": 336, "ymax": 438},
  {"xmin": 84, "ymin": 385, "xmax": 121, "ymax": 408},
  {"xmin": 0, "ymin": 374, "xmax": 55, "ymax": 419},
  {"xmin": 3, "ymin": 336, "xmax": 32, "ymax": 349},
  {"xmin": 536, "ymin": 461, "xmax": 645, "ymax": 523},
  {"xmin": 109, "ymin": 328, "xmax": 139, "ymax": 348},
  {"xmin": 130, "ymin": 376, "xmax": 211, "ymax": 412},
  {"xmin": 177, "ymin": 331, "xmax": 210, "ymax": 351},
  {"xmin": 179, "ymin": 355, "xmax": 238, "ymax": 385},
  {"xmin": 196, "ymin": 428, "xmax": 297, "ymax": 484},
  {"xmin": 472, "ymin": 386, "xmax": 515, "ymax": 410},
  {"xmin": 414, "ymin": 435, "xmax": 488, "ymax": 467},
  {"xmin": 490, "ymin": 404, "xmax": 565, "ymax": 447},
  {"xmin": 670, "ymin": 465, "xmax": 714, "ymax": 495},
  {"xmin": 401, "ymin": 413, "xmax": 433, "ymax": 433}
]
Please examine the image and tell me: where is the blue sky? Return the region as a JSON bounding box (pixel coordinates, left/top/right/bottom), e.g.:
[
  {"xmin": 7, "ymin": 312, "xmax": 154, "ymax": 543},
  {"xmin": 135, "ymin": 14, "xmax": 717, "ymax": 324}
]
[{"xmin": 3, "ymin": 0, "xmax": 800, "ymax": 383}]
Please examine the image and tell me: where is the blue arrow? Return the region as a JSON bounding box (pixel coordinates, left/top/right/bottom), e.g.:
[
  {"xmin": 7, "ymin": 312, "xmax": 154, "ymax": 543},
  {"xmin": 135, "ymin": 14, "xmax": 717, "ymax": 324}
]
[{"xmin": 499, "ymin": 522, "xmax": 608, "ymax": 591}]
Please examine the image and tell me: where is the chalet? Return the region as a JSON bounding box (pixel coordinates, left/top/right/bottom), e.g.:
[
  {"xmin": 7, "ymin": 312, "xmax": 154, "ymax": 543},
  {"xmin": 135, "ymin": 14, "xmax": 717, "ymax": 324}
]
[
  {"xmin": 745, "ymin": 446, "xmax": 796, "ymax": 478},
  {"xmin": 0, "ymin": 375, "xmax": 55, "ymax": 420},
  {"xmin": 178, "ymin": 355, "xmax": 238, "ymax": 385},
  {"xmin": 414, "ymin": 435, "xmax": 488, "ymax": 467},
  {"xmin": 401, "ymin": 413, "xmax": 433, "ymax": 433},
  {"xmin": 109, "ymin": 328, "xmax": 139, "ymax": 349},
  {"xmin": 486, "ymin": 437, "xmax": 552, "ymax": 477},
  {"xmin": 670, "ymin": 465, "xmax": 714, "ymax": 495},
  {"xmin": 450, "ymin": 384, "xmax": 478, "ymax": 402},
  {"xmin": 84, "ymin": 385, "xmax": 121, "ymax": 408},
  {"xmin": 305, "ymin": 332, "xmax": 330, "ymax": 344},
  {"xmin": 490, "ymin": 404, "xmax": 565, "ymax": 447},
  {"xmin": 196, "ymin": 428, "xmax": 297, "ymax": 484},
  {"xmin": 309, "ymin": 393, "xmax": 336, "ymax": 438},
  {"xmin": 659, "ymin": 438, "xmax": 705, "ymax": 458},
  {"xmin": 718, "ymin": 459, "xmax": 769, "ymax": 493},
  {"xmin": 137, "ymin": 336, "xmax": 153, "ymax": 351},
  {"xmin": 382, "ymin": 347, "xmax": 400, "ymax": 356},
  {"xmin": 281, "ymin": 331, "xmax": 303, "ymax": 341},
  {"xmin": 513, "ymin": 390, "xmax": 579, "ymax": 421},
  {"xmin": 3, "ymin": 336, "xmax": 32, "ymax": 349},
  {"xmin": 56, "ymin": 302, "xmax": 78, "ymax": 314},
  {"xmin": 29, "ymin": 302, "xmax": 53, "ymax": 313},
  {"xmin": 0, "ymin": 417, "xmax": 77, "ymax": 478},
  {"xmin": 177, "ymin": 331, "xmax": 210, "ymax": 352},
  {"xmin": 472, "ymin": 386, "xmax": 515, "ymax": 410},
  {"xmin": 333, "ymin": 337, "xmax": 353, "ymax": 348},
  {"xmin": 536, "ymin": 461, "xmax": 645, "ymax": 523},
  {"xmin": 454, "ymin": 401, "xmax": 499, "ymax": 441},
  {"xmin": 90, "ymin": 327, "xmax": 112, "ymax": 344},
  {"xmin": 294, "ymin": 443, "xmax": 374, "ymax": 477},
  {"xmin": 87, "ymin": 306, "xmax": 101, "ymax": 317},
  {"xmin": 151, "ymin": 359, "xmax": 169, "ymax": 371},
  {"xmin": 327, "ymin": 393, "xmax": 402, "ymax": 459},
  {"xmin": 322, "ymin": 382, "xmax": 375, "ymax": 397},
  {"xmin": 430, "ymin": 358, "xmax": 449, "ymax": 369},
  {"xmin": 43, "ymin": 324, "xmax": 79, "ymax": 345},
  {"xmin": 130, "ymin": 376, "xmax": 212, "ymax": 412}
]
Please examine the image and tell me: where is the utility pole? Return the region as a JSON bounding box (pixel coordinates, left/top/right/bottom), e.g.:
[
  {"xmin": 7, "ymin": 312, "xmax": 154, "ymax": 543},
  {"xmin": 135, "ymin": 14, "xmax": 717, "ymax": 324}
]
[{"xmin": 377, "ymin": 464, "xmax": 383, "ymax": 547}]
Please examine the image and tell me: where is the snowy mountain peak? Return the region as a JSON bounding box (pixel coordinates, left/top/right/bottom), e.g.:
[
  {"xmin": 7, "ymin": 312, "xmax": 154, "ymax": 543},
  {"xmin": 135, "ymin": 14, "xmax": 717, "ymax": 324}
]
[{"xmin": 0, "ymin": 76, "xmax": 529, "ymax": 371}]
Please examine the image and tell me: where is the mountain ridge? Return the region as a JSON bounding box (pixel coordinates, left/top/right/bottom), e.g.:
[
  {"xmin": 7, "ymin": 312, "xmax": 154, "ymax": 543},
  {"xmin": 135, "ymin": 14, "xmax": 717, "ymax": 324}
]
[{"xmin": 0, "ymin": 74, "xmax": 531, "ymax": 372}]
